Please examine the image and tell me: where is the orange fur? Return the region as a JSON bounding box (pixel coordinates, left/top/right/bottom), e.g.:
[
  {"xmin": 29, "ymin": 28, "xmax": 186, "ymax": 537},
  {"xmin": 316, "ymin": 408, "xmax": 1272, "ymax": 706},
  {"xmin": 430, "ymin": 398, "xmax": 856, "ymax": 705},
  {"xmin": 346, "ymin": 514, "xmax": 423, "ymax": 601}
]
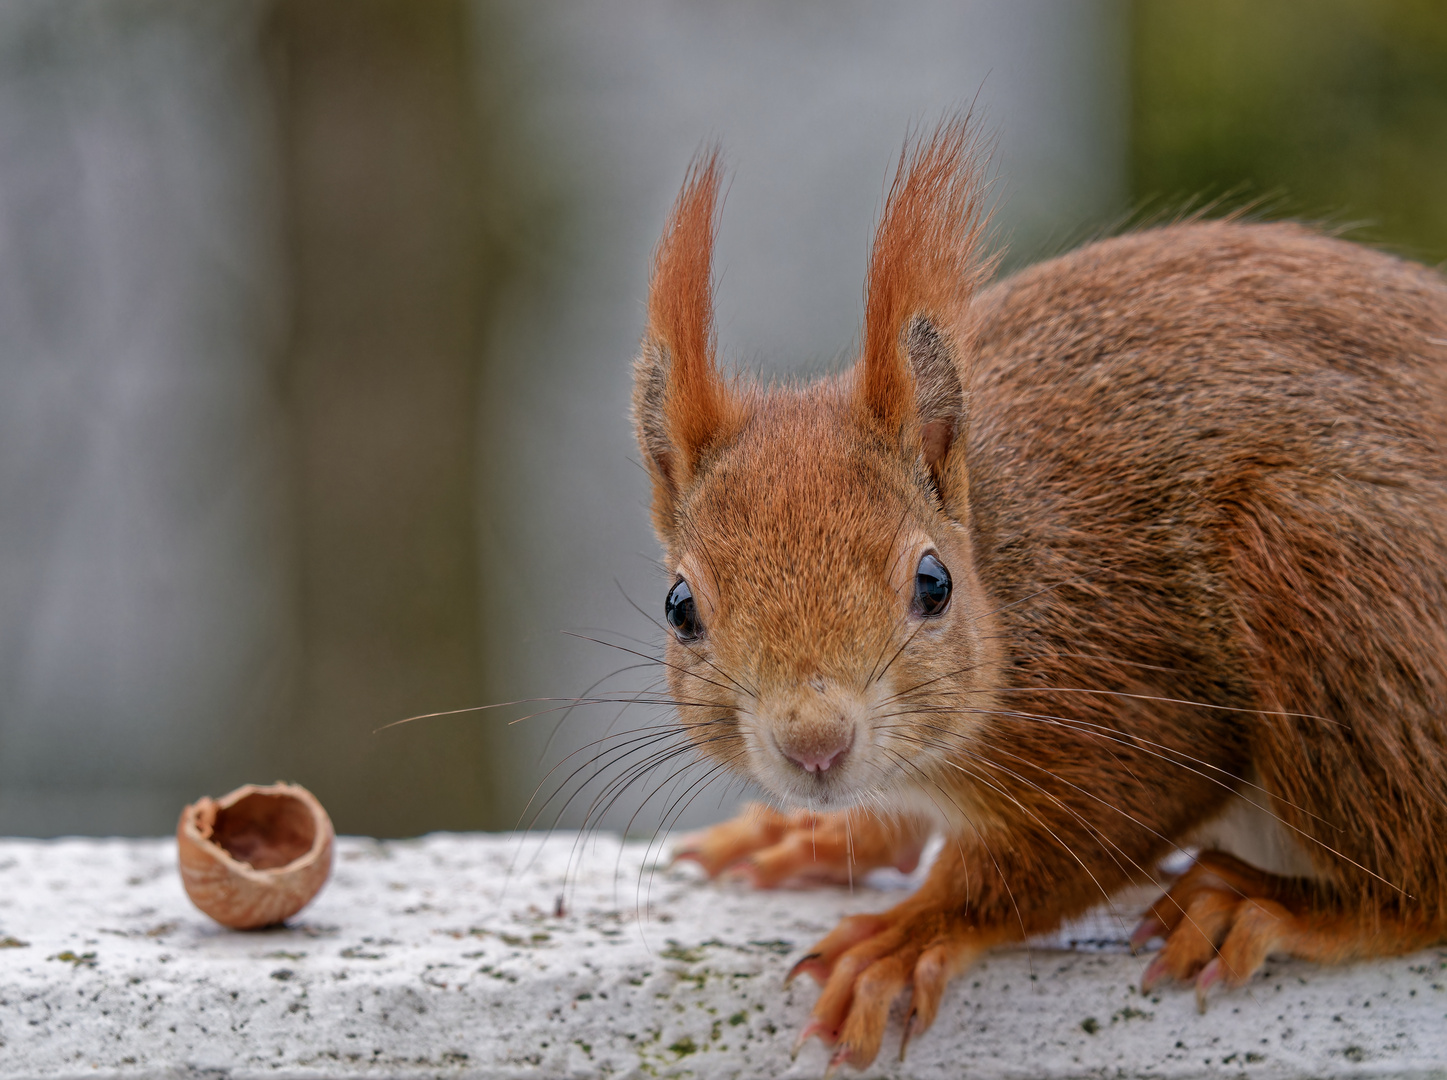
[
  {"xmin": 859, "ymin": 119, "xmax": 994, "ymax": 458},
  {"xmin": 633, "ymin": 150, "xmax": 746, "ymax": 538},
  {"xmin": 634, "ymin": 118, "xmax": 1447, "ymax": 1071}
]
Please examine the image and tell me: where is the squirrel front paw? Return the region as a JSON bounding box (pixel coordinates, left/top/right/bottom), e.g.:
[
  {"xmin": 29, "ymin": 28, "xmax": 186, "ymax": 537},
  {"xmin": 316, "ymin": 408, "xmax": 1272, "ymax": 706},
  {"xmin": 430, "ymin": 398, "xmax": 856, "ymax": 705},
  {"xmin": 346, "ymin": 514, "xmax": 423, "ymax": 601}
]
[
  {"xmin": 671, "ymin": 802, "xmax": 927, "ymax": 888},
  {"xmin": 787, "ymin": 899, "xmax": 999, "ymax": 1073}
]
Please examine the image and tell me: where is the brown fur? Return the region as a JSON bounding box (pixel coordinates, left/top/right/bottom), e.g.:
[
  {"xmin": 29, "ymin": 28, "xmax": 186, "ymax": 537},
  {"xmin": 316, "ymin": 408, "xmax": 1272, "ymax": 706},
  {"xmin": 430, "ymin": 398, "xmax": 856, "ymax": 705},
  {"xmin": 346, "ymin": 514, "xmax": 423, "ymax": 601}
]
[
  {"xmin": 636, "ymin": 119, "xmax": 1447, "ymax": 1069},
  {"xmin": 859, "ymin": 119, "xmax": 994, "ymax": 481},
  {"xmin": 633, "ymin": 149, "xmax": 748, "ymax": 540}
]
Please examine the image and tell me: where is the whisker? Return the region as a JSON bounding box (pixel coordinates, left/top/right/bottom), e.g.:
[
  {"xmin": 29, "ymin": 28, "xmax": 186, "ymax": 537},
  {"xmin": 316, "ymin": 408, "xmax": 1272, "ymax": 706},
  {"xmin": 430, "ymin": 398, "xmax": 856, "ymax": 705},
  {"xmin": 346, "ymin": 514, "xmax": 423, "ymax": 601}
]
[
  {"xmin": 1037, "ymin": 651, "xmax": 1193, "ymax": 677},
  {"xmin": 863, "ymin": 509, "xmax": 917, "ymax": 686},
  {"xmin": 598, "ymin": 677, "xmax": 674, "ymax": 745},
  {"xmin": 571, "ymin": 741, "xmax": 737, "ymax": 890},
  {"xmin": 883, "ymin": 728, "xmax": 1300, "ymax": 954},
  {"xmin": 872, "ymin": 615, "xmax": 931, "ymax": 688},
  {"xmin": 876, "ymin": 745, "xmax": 1027, "ymax": 940},
  {"xmin": 506, "ymin": 725, "xmax": 703, "ymax": 888},
  {"xmin": 584, "ymin": 731, "xmax": 742, "ymax": 844},
  {"xmin": 876, "ymin": 655, "xmax": 1000, "ymax": 707},
  {"xmin": 933, "ymin": 752, "xmax": 1121, "ymax": 917},
  {"xmin": 631, "ymin": 748, "xmax": 751, "ymax": 917},
  {"xmin": 515, "ymin": 723, "xmax": 715, "ymax": 836},
  {"xmin": 375, "ymin": 696, "xmax": 601, "ymax": 732},
  {"xmin": 562, "ymin": 630, "xmax": 749, "ymax": 700},
  {"xmin": 891, "ymin": 700, "xmax": 1332, "ymax": 827},
  {"xmin": 504, "ymin": 696, "xmax": 728, "ymax": 724},
  {"xmin": 983, "ymin": 685, "xmax": 1340, "ymax": 727},
  {"xmin": 880, "ymin": 684, "xmax": 1340, "ymax": 828},
  {"xmin": 974, "ymin": 572, "xmax": 1105, "ymax": 622},
  {"xmin": 616, "ymin": 583, "xmax": 761, "ymax": 700},
  {"xmin": 636, "ymin": 748, "xmax": 748, "ymax": 884},
  {"xmin": 539, "ymin": 663, "xmax": 663, "ymax": 765},
  {"xmin": 893, "ymin": 703, "xmax": 1405, "ymax": 894},
  {"xmin": 539, "ymin": 727, "xmax": 741, "ymax": 893},
  {"xmin": 883, "ymin": 726, "xmax": 1177, "ymax": 892},
  {"xmin": 515, "ymin": 706, "xmax": 729, "ymax": 822},
  {"xmin": 376, "ymin": 690, "xmax": 725, "ymax": 736}
]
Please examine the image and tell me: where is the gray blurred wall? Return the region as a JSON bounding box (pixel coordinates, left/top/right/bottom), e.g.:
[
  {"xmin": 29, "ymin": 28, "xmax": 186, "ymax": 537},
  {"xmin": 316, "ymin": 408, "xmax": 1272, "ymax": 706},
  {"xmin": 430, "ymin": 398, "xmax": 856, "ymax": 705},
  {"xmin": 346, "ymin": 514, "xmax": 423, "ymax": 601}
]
[
  {"xmin": 0, "ymin": 2, "xmax": 288, "ymax": 835},
  {"xmin": 0, "ymin": 0, "xmax": 1126, "ymax": 837}
]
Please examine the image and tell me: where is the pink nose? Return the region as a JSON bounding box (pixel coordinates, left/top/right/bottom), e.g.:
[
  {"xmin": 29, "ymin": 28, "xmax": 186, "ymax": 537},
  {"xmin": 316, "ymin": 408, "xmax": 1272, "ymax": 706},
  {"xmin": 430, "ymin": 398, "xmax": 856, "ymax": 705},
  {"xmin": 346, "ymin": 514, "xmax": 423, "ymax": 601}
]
[
  {"xmin": 789, "ymin": 746, "xmax": 846, "ymax": 773},
  {"xmin": 780, "ymin": 728, "xmax": 854, "ymax": 774}
]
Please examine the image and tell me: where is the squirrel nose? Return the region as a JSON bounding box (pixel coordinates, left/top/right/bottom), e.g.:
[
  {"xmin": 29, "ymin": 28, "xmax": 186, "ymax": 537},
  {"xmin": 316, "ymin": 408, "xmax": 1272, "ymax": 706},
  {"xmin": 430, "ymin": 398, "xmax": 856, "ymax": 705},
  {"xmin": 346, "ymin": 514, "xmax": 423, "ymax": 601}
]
[{"xmin": 778, "ymin": 725, "xmax": 854, "ymax": 774}]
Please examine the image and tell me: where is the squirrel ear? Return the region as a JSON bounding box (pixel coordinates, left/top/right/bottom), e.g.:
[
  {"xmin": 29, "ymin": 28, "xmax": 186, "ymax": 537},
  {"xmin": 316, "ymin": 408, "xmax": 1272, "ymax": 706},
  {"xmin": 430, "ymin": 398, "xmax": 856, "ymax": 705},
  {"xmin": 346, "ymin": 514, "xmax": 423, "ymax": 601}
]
[
  {"xmin": 857, "ymin": 117, "xmax": 993, "ymax": 488},
  {"xmin": 633, "ymin": 150, "xmax": 740, "ymax": 538},
  {"xmin": 904, "ymin": 314, "xmax": 964, "ymax": 476}
]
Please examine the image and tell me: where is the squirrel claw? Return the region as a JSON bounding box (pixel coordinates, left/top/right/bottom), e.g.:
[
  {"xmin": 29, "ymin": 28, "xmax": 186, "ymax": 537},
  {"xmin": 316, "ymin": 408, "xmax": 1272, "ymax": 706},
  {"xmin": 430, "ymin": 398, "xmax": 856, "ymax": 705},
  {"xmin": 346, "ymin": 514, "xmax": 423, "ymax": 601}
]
[
  {"xmin": 822, "ymin": 1045, "xmax": 852, "ymax": 1079},
  {"xmin": 1140, "ymin": 953, "xmax": 1171, "ymax": 992},
  {"xmin": 667, "ymin": 843, "xmax": 705, "ymax": 872},
  {"xmin": 786, "ymin": 951, "xmax": 824, "ymax": 987},
  {"xmin": 898, "ymin": 1009, "xmax": 916, "ymax": 1062},
  {"xmin": 720, "ymin": 859, "xmax": 762, "ymax": 886},
  {"xmin": 1129, "ymin": 916, "xmax": 1164, "ymax": 954},
  {"xmin": 1194, "ymin": 957, "xmax": 1224, "ymax": 1013},
  {"xmin": 791, "ymin": 1020, "xmax": 831, "ymax": 1060}
]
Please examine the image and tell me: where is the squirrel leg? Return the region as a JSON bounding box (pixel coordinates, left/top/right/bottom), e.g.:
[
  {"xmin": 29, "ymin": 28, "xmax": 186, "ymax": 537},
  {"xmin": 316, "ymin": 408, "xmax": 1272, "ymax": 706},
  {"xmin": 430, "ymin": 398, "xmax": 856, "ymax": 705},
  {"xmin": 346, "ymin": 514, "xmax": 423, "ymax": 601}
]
[
  {"xmin": 1134, "ymin": 851, "xmax": 1439, "ymax": 1012},
  {"xmin": 671, "ymin": 803, "xmax": 928, "ymax": 887}
]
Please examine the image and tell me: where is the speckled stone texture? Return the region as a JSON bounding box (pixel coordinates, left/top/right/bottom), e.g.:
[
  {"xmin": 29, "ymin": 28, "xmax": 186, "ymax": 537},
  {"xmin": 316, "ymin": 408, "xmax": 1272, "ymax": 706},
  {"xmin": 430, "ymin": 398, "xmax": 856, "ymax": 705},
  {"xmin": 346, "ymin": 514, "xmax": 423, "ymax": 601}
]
[{"xmin": 0, "ymin": 834, "xmax": 1443, "ymax": 1079}]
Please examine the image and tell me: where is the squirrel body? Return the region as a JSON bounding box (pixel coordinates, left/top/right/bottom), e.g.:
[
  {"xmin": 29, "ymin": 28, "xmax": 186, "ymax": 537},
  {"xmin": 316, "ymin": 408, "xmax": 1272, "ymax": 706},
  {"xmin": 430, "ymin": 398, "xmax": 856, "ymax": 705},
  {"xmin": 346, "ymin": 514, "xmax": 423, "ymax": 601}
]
[
  {"xmin": 637, "ymin": 124, "xmax": 1447, "ymax": 1071},
  {"xmin": 965, "ymin": 219, "xmax": 1447, "ymax": 917}
]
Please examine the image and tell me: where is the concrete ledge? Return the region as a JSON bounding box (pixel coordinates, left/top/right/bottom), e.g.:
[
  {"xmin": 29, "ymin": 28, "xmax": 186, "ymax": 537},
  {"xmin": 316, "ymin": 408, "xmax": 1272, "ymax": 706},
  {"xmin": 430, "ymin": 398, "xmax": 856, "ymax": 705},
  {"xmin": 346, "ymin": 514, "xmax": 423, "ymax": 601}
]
[{"xmin": 0, "ymin": 834, "xmax": 1443, "ymax": 1079}]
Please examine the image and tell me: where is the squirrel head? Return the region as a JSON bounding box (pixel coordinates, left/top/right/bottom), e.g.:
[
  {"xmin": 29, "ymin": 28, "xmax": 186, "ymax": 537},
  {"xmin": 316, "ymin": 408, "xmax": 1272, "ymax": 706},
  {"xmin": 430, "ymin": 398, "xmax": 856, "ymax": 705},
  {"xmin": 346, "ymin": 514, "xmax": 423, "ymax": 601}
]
[{"xmin": 632, "ymin": 121, "xmax": 1002, "ymax": 820}]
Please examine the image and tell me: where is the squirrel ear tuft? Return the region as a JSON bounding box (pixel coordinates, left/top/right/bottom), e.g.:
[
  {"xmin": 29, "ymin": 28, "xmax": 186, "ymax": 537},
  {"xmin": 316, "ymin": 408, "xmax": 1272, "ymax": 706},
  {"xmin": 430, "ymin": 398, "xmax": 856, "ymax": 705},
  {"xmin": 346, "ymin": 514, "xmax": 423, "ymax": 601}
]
[
  {"xmin": 633, "ymin": 150, "xmax": 740, "ymax": 539},
  {"xmin": 857, "ymin": 116, "xmax": 994, "ymax": 489}
]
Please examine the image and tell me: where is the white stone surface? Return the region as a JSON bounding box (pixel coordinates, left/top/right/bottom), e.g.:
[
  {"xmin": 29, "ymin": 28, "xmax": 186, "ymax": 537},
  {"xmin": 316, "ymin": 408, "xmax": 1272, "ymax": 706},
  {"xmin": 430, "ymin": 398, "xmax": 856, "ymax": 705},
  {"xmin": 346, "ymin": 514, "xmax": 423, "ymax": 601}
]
[{"xmin": 0, "ymin": 834, "xmax": 1443, "ymax": 1079}]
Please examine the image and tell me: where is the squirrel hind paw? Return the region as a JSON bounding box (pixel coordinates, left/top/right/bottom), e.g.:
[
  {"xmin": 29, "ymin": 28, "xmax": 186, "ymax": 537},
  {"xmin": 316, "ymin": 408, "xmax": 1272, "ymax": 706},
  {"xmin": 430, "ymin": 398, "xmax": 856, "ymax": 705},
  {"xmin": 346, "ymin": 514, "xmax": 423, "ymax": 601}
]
[
  {"xmin": 1140, "ymin": 888, "xmax": 1304, "ymax": 1005},
  {"xmin": 1137, "ymin": 853, "xmax": 1303, "ymax": 995},
  {"xmin": 1135, "ymin": 850, "xmax": 1426, "ymax": 1006}
]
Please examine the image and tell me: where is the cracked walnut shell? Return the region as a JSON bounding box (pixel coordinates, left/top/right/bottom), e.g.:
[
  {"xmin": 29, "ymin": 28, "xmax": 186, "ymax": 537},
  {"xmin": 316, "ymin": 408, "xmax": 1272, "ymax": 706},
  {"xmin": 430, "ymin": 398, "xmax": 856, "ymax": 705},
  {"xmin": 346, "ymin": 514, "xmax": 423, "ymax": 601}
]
[{"xmin": 177, "ymin": 782, "xmax": 334, "ymax": 929}]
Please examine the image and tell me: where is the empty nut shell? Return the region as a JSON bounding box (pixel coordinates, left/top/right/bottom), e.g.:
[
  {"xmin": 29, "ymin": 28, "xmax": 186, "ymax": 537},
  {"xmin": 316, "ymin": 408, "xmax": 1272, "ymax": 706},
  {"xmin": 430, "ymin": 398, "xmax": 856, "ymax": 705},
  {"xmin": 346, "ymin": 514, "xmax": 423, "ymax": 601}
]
[{"xmin": 177, "ymin": 782, "xmax": 334, "ymax": 929}]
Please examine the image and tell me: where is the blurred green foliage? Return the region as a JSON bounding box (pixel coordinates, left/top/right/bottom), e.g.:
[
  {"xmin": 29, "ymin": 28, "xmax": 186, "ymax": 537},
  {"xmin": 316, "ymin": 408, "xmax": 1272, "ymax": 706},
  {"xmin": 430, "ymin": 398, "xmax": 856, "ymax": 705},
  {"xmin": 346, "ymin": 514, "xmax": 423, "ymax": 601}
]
[{"xmin": 1131, "ymin": 0, "xmax": 1447, "ymax": 263}]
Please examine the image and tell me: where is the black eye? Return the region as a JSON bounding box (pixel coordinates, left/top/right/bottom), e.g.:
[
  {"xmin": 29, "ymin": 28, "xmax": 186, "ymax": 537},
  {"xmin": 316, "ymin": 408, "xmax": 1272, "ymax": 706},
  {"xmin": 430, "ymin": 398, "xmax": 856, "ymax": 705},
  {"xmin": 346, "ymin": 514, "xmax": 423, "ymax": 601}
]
[
  {"xmin": 665, "ymin": 578, "xmax": 702, "ymax": 641},
  {"xmin": 913, "ymin": 553, "xmax": 952, "ymax": 618}
]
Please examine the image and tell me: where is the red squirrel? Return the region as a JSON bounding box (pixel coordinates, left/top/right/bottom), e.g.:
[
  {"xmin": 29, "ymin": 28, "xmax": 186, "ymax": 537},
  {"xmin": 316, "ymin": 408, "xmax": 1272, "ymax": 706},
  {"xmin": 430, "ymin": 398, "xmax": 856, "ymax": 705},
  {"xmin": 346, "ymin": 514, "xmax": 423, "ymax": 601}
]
[{"xmin": 633, "ymin": 118, "xmax": 1447, "ymax": 1072}]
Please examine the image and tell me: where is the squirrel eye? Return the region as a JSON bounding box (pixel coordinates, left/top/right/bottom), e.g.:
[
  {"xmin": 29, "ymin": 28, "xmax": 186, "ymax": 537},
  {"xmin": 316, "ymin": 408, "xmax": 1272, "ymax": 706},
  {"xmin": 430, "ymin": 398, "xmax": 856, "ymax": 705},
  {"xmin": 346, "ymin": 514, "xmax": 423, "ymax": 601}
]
[
  {"xmin": 665, "ymin": 578, "xmax": 702, "ymax": 641},
  {"xmin": 913, "ymin": 553, "xmax": 952, "ymax": 618}
]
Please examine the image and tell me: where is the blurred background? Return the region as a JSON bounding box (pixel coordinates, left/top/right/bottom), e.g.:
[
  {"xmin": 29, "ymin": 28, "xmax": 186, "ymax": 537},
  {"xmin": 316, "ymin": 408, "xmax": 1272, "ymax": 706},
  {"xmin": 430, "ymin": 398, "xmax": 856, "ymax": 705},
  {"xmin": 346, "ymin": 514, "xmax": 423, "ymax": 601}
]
[{"xmin": 0, "ymin": 1, "xmax": 1442, "ymax": 839}]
